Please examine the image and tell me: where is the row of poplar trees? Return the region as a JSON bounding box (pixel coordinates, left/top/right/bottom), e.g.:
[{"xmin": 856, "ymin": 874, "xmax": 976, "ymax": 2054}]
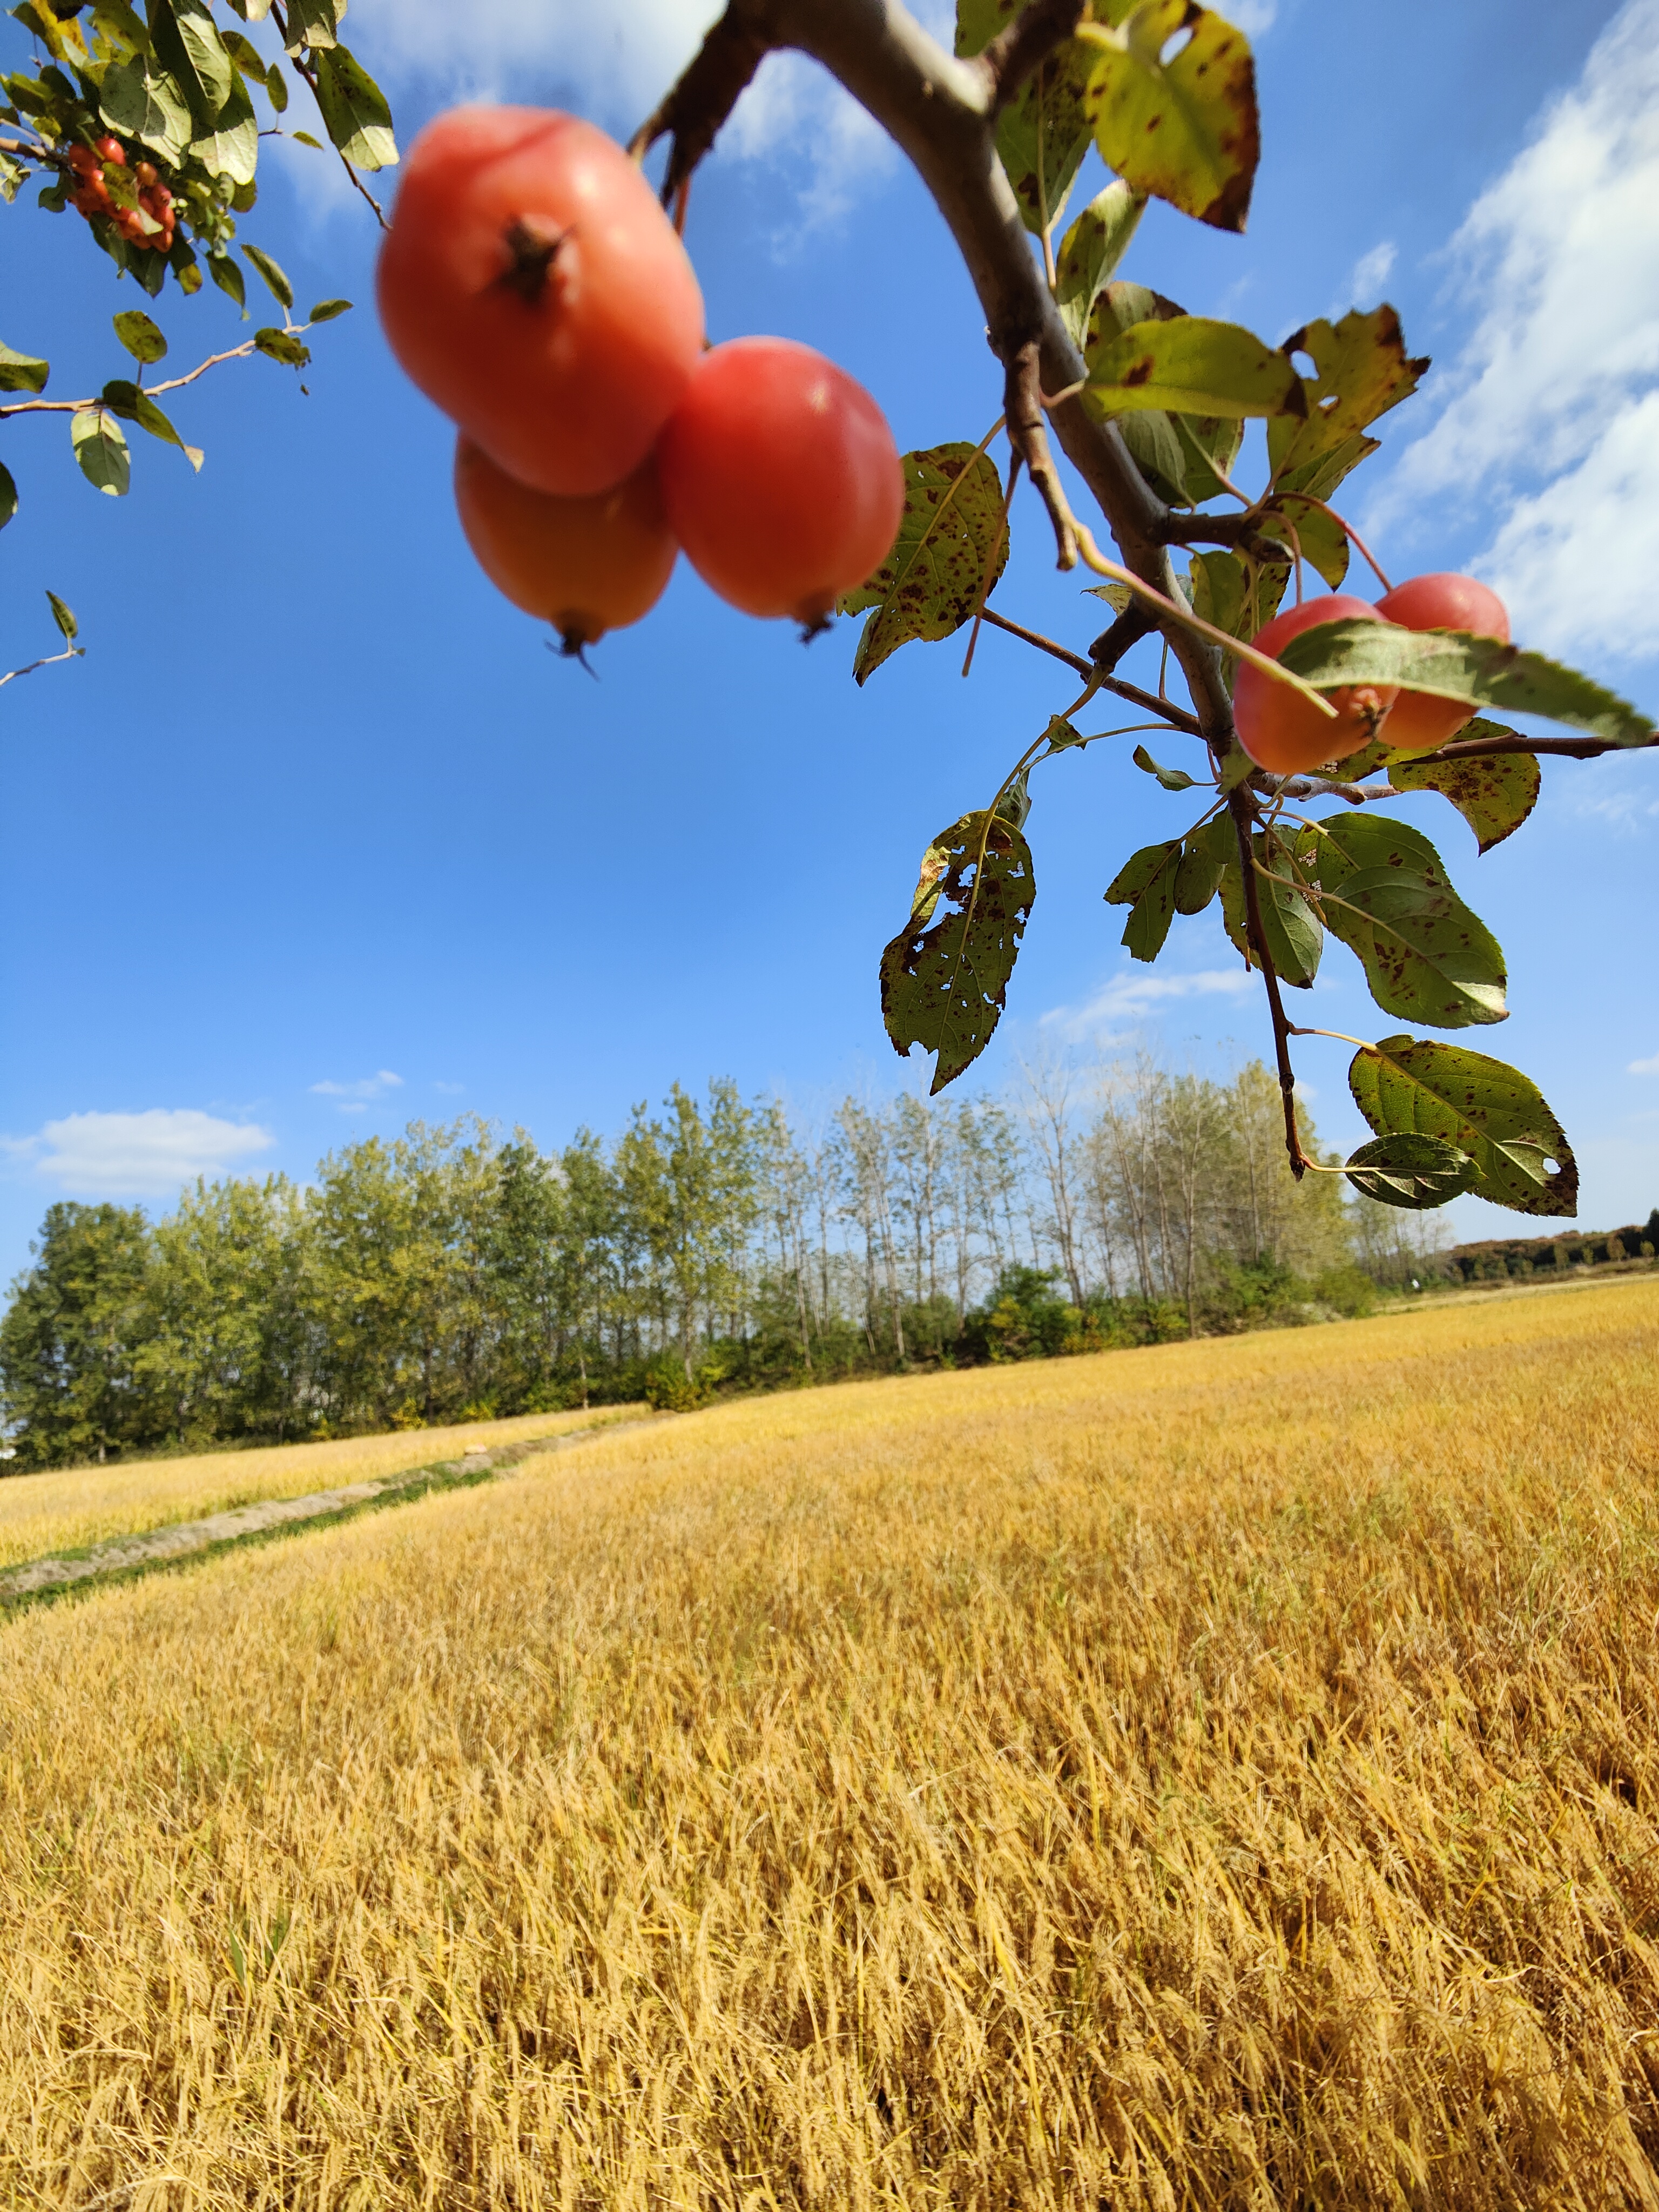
[{"xmin": 0, "ymin": 1057, "xmax": 1419, "ymax": 1469}]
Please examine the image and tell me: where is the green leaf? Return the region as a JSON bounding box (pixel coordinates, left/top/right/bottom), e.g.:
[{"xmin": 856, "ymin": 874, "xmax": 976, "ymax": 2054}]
[
  {"xmin": 1104, "ymin": 838, "xmax": 1182, "ymax": 906},
  {"xmin": 307, "ymin": 296, "xmax": 352, "ymax": 323},
  {"xmin": 254, "ymin": 326, "xmax": 311, "ymax": 367},
  {"xmin": 283, "ymin": 0, "xmax": 339, "ymax": 52},
  {"xmin": 1171, "ymin": 410, "xmax": 1245, "ymax": 505},
  {"xmin": 0, "ymin": 460, "xmax": 15, "ymax": 531},
  {"xmin": 1131, "ymin": 743, "xmax": 1197, "ymax": 792},
  {"xmin": 98, "ymin": 53, "xmax": 192, "ymax": 164},
  {"xmin": 1082, "ymin": 0, "xmax": 1259, "ymax": 234},
  {"xmin": 290, "ymin": 128, "xmax": 322, "ymax": 149},
  {"xmin": 1345, "ymin": 1134, "xmax": 1475, "ymax": 1210},
  {"xmin": 149, "ymin": 0, "xmax": 234, "ymax": 116},
  {"xmin": 45, "ymin": 588, "xmax": 77, "ymax": 640},
  {"xmin": 1085, "ymin": 314, "xmax": 1306, "ymax": 421},
  {"xmin": 264, "ymin": 55, "xmax": 288, "ymax": 111},
  {"xmin": 311, "ymin": 45, "xmax": 397, "ymax": 170},
  {"xmin": 190, "ymin": 69, "xmax": 258, "ymax": 185},
  {"xmin": 70, "ymin": 404, "xmax": 130, "ymax": 495},
  {"xmin": 112, "ymin": 308, "xmax": 167, "ymax": 365},
  {"xmin": 1119, "ymin": 839, "xmax": 1182, "ymax": 961},
  {"xmin": 241, "ymin": 242, "xmax": 293, "ymax": 308},
  {"xmin": 1259, "ymin": 494, "xmax": 1350, "ymax": 590},
  {"xmin": 99, "ymin": 377, "xmax": 203, "ymax": 468},
  {"xmin": 208, "ymin": 252, "xmax": 246, "ymax": 312},
  {"xmin": 1349, "ymin": 1034, "xmax": 1577, "ymax": 1216},
  {"xmin": 1054, "ymin": 182, "xmax": 1145, "ymax": 348},
  {"xmin": 880, "ymin": 808, "xmax": 1035, "ymax": 1094},
  {"xmin": 1216, "ymin": 825, "xmax": 1322, "ymax": 987},
  {"xmin": 1387, "ymin": 729, "xmax": 1540, "ymax": 854},
  {"xmin": 995, "ymin": 765, "xmax": 1033, "ymax": 833},
  {"xmin": 1313, "ymin": 813, "xmax": 1506, "ymax": 1029},
  {"xmin": 841, "ymin": 443, "xmax": 1009, "ymax": 683},
  {"xmin": 1268, "ymin": 308, "xmax": 1429, "ymax": 484},
  {"xmin": 1278, "ymin": 621, "xmax": 1655, "ymax": 750},
  {"xmin": 1186, "ymin": 549, "xmax": 1285, "ymax": 647},
  {"xmin": 956, "ymin": 0, "xmax": 1094, "ymax": 235},
  {"xmin": 1042, "ymin": 715, "xmax": 1088, "ymax": 754},
  {"xmin": 1173, "ymin": 831, "xmax": 1224, "ymax": 915},
  {"xmin": 91, "ymin": 0, "xmax": 150, "ymax": 53},
  {"xmin": 0, "ymin": 337, "xmax": 49, "ymax": 393}
]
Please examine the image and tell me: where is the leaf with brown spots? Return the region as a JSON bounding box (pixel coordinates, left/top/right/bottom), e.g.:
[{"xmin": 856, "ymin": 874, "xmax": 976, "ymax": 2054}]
[
  {"xmin": 1312, "ymin": 814, "xmax": 1507, "ymax": 1030},
  {"xmin": 1267, "ymin": 307, "xmax": 1429, "ymax": 482},
  {"xmin": 1349, "ymin": 1034, "xmax": 1577, "ymax": 1216},
  {"xmin": 1081, "ymin": 0, "xmax": 1260, "ymax": 234},
  {"xmin": 1387, "ymin": 730, "xmax": 1541, "ymax": 854},
  {"xmin": 957, "ymin": 0, "xmax": 1096, "ymax": 235},
  {"xmin": 881, "ymin": 808, "xmax": 1035, "ymax": 1093},
  {"xmin": 1086, "ymin": 313, "xmax": 1306, "ymax": 420},
  {"xmin": 840, "ymin": 443, "xmax": 1010, "ymax": 685}
]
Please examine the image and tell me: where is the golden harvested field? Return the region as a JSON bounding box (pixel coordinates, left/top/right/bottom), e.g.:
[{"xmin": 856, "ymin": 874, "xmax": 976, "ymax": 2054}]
[
  {"xmin": 0, "ymin": 1404, "xmax": 637, "ymax": 1571},
  {"xmin": 4, "ymin": 1283, "xmax": 1659, "ymax": 2209}
]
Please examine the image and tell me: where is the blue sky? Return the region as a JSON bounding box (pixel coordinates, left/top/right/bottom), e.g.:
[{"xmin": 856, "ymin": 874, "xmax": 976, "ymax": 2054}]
[{"xmin": 2, "ymin": 0, "xmax": 1656, "ymax": 1279}]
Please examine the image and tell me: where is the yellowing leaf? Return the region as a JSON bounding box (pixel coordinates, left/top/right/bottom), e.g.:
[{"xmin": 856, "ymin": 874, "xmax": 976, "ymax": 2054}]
[{"xmin": 1082, "ymin": 0, "xmax": 1259, "ymax": 234}]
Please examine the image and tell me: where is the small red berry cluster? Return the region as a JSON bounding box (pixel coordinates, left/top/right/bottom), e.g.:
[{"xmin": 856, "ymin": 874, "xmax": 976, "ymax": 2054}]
[{"xmin": 65, "ymin": 136, "xmax": 176, "ymax": 255}]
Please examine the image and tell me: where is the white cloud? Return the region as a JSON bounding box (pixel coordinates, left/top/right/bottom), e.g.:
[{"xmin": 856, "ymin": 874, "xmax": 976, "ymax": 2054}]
[
  {"xmin": 1631, "ymin": 1051, "xmax": 1659, "ymax": 1077},
  {"xmin": 1371, "ymin": 0, "xmax": 1659, "ymax": 660},
  {"xmin": 1222, "ymin": 0, "xmax": 1277, "ymax": 32},
  {"xmin": 433, "ymin": 1080, "xmax": 467, "ymax": 1095},
  {"xmin": 1331, "ymin": 239, "xmax": 1395, "ymax": 319},
  {"xmin": 310, "ymin": 1070, "xmax": 404, "ymax": 1105},
  {"xmin": 1044, "ymin": 965, "xmax": 1253, "ymax": 1038},
  {"xmin": 2, "ymin": 1111, "xmax": 275, "ymax": 1196}
]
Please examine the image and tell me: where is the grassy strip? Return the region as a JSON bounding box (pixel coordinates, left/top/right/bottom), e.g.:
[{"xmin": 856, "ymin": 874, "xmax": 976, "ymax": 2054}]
[{"xmin": 0, "ymin": 1459, "xmax": 502, "ymax": 1620}]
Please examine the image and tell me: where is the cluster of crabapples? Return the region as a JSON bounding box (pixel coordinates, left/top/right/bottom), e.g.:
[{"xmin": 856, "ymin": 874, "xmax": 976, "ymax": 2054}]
[
  {"xmin": 1236, "ymin": 574, "xmax": 1510, "ymax": 774},
  {"xmin": 376, "ymin": 107, "xmax": 906, "ymax": 652},
  {"xmin": 65, "ymin": 136, "xmax": 176, "ymax": 254}
]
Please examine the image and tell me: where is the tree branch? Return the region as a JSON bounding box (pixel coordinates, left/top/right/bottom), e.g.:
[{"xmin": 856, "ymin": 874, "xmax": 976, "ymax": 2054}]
[
  {"xmin": 1226, "ymin": 790, "xmax": 1307, "ymax": 1178},
  {"xmin": 974, "ymin": 0, "xmax": 1087, "ymax": 114},
  {"xmin": 1429, "ymin": 727, "xmax": 1659, "ymax": 764},
  {"xmin": 632, "ymin": 0, "xmax": 1240, "ymax": 757},
  {"xmin": 976, "ymin": 609, "xmax": 1203, "ymax": 733}
]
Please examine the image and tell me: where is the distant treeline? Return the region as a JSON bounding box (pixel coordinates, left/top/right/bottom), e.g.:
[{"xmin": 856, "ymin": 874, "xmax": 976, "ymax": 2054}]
[
  {"xmin": 0, "ymin": 1055, "xmax": 1488, "ymax": 1471},
  {"xmin": 1441, "ymin": 1219, "xmax": 1659, "ymax": 1284}
]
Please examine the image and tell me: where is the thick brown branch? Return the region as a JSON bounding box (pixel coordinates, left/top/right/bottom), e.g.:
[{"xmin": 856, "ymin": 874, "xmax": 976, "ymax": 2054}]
[
  {"xmin": 1004, "ymin": 340, "xmax": 1077, "ymax": 568},
  {"xmin": 975, "ymin": 0, "xmax": 1087, "ymax": 113},
  {"xmin": 1227, "ymin": 789, "xmax": 1307, "ymax": 1179},
  {"xmin": 633, "ymin": 0, "xmax": 1240, "ymax": 758},
  {"xmin": 1087, "ymin": 601, "xmax": 1156, "ymax": 670},
  {"xmin": 627, "ymin": 12, "xmax": 770, "ymax": 201}
]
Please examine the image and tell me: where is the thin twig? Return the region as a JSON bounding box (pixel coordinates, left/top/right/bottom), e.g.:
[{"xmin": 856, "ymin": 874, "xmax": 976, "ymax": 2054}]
[
  {"xmin": 1227, "ymin": 790, "xmax": 1307, "ymax": 1178},
  {"xmin": 0, "ymin": 642, "xmax": 83, "ymax": 691},
  {"xmin": 975, "ymin": 609, "xmax": 1203, "ymax": 733},
  {"xmin": 1004, "ymin": 339, "xmax": 1077, "ymax": 568}
]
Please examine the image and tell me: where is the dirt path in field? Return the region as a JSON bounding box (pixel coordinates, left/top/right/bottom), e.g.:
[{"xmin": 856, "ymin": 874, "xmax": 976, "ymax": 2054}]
[{"xmin": 0, "ymin": 1417, "xmax": 663, "ymax": 1604}]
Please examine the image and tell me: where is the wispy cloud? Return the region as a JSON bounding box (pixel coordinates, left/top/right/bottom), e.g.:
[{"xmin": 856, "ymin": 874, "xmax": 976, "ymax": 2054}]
[
  {"xmin": 1631, "ymin": 1051, "xmax": 1659, "ymax": 1077},
  {"xmin": 433, "ymin": 1080, "xmax": 466, "ymax": 1096},
  {"xmin": 1369, "ymin": 0, "xmax": 1659, "ymax": 662},
  {"xmin": 310, "ymin": 1070, "xmax": 404, "ymax": 1108},
  {"xmin": 1043, "ymin": 966, "xmax": 1253, "ymax": 1040},
  {"xmin": 1, "ymin": 1110, "xmax": 275, "ymax": 1196},
  {"xmin": 1330, "ymin": 239, "xmax": 1396, "ymax": 320}
]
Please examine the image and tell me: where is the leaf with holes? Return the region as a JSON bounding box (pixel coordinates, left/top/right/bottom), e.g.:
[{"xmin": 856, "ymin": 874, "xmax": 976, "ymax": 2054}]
[
  {"xmin": 71, "ymin": 406, "xmax": 130, "ymax": 496},
  {"xmin": 1082, "ymin": 0, "xmax": 1259, "ymax": 233},
  {"xmin": 1268, "ymin": 308, "xmax": 1429, "ymax": 482},
  {"xmin": 1087, "ymin": 315, "xmax": 1306, "ymax": 421},
  {"xmin": 1349, "ymin": 1034, "xmax": 1576, "ymax": 1216},
  {"xmin": 881, "ymin": 809, "xmax": 1035, "ymax": 1094},
  {"xmin": 1279, "ymin": 622, "xmax": 1654, "ymax": 748},
  {"xmin": 1345, "ymin": 1134, "xmax": 1475, "ymax": 1210},
  {"xmin": 841, "ymin": 444, "xmax": 1009, "ymax": 683},
  {"xmin": 1313, "ymin": 813, "xmax": 1506, "ymax": 1029},
  {"xmin": 1387, "ymin": 731, "xmax": 1540, "ymax": 854},
  {"xmin": 1055, "ymin": 182, "xmax": 1145, "ymax": 347}
]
